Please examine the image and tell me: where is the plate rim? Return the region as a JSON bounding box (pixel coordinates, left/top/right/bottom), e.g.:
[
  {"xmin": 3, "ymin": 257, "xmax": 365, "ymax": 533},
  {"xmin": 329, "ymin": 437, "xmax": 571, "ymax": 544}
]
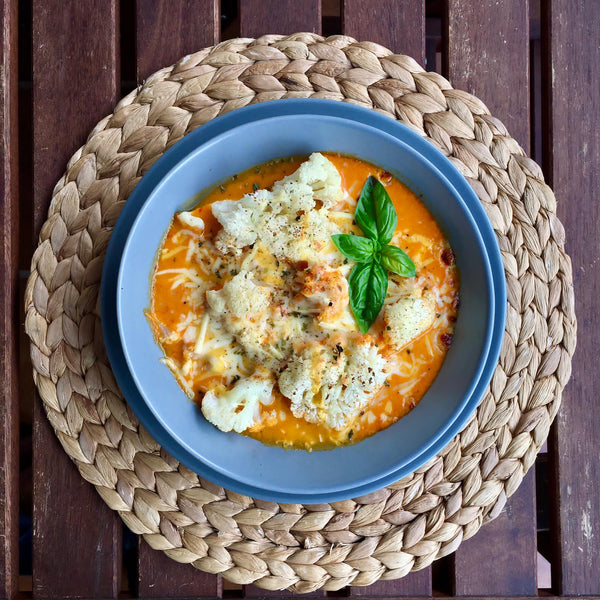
[{"xmin": 101, "ymin": 98, "xmax": 507, "ymax": 502}]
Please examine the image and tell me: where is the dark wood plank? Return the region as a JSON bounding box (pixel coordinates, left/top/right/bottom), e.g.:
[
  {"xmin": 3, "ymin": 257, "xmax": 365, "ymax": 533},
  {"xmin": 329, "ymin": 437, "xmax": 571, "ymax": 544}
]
[
  {"xmin": 134, "ymin": 4, "xmax": 222, "ymax": 596},
  {"xmin": 446, "ymin": 0, "xmax": 530, "ymax": 151},
  {"xmin": 529, "ymin": 0, "xmax": 542, "ymax": 166},
  {"xmin": 426, "ymin": 17, "xmax": 443, "ymax": 74},
  {"xmin": 446, "ymin": 1, "xmax": 537, "ymax": 595},
  {"xmin": 0, "ymin": 0, "xmax": 19, "ymax": 598},
  {"xmin": 342, "ymin": 0, "xmax": 426, "ymax": 65},
  {"xmin": 330, "ymin": 597, "xmax": 600, "ymax": 600},
  {"xmin": 340, "ymin": 4, "xmax": 429, "ymax": 594},
  {"xmin": 454, "ymin": 470, "xmax": 537, "ymax": 596},
  {"xmin": 31, "ymin": 1, "xmax": 121, "ymax": 596},
  {"xmin": 343, "ymin": 3, "xmax": 430, "ymax": 594},
  {"xmin": 138, "ymin": 538, "xmax": 223, "ymax": 598},
  {"xmin": 530, "ymin": 36, "xmax": 542, "ymax": 167},
  {"xmin": 239, "ymin": 0, "xmax": 321, "ymax": 37},
  {"xmin": 136, "ymin": 0, "xmax": 220, "ymax": 82},
  {"xmin": 32, "ymin": 0, "xmax": 120, "ymax": 233},
  {"xmin": 32, "ymin": 413, "xmax": 122, "ymax": 597},
  {"xmin": 542, "ymin": 0, "xmax": 599, "ymax": 595},
  {"xmin": 349, "ymin": 571, "xmax": 432, "ymax": 597}
]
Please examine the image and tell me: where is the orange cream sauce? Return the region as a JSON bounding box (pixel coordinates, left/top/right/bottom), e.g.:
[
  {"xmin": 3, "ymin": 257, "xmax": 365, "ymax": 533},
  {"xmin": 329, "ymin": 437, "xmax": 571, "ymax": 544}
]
[{"xmin": 149, "ymin": 155, "xmax": 458, "ymax": 450}]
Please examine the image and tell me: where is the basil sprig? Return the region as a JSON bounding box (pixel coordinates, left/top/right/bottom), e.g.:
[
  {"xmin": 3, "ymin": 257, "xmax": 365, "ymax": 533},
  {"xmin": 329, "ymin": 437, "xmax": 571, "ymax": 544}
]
[{"xmin": 332, "ymin": 176, "xmax": 416, "ymax": 333}]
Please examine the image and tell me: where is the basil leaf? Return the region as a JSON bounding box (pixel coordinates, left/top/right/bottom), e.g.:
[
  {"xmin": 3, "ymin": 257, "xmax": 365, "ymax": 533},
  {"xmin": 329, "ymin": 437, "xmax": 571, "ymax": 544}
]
[
  {"xmin": 372, "ymin": 178, "xmax": 397, "ymax": 244},
  {"xmin": 333, "ymin": 174, "xmax": 417, "ymax": 333},
  {"xmin": 348, "ymin": 261, "xmax": 389, "ymax": 333},
  {"xmin": 355, "ymin": 176, "xmax": 398, "ymax": 244},
  {"xmin": 381, "ymin": 244, "xmax": 416, "ymax": 277},
  {"xmin": 363, "ymin": 262, "xmax": 388, "ymax": 328},
  {"xmin": 354, "ymin": 176, "xmax": 378, "ymax": 240},
  {"xmin": 332, "ymin": 234, "xmax": 376, "ymax": 263}
]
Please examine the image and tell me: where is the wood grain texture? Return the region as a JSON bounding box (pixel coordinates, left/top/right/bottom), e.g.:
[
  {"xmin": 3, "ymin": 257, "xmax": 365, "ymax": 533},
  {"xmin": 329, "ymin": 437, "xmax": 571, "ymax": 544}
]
[
  {"xmin": 445, "ymin": 1, "xmax": 536, "ymax": 594},
  {"xmin": 135, "ymin": 4, "xmax": 222, "ymax": 596},
  {"xmin": 446, "ymin": 0, "xmax": 530, "ymax": 151},
  {"xmin": 239, "ymin": 0, "xmax": 322, "ymax": 37},
  {"xmin": 16, "ymin": 4, "xmax": 585, "ymax": 597},
  {"xmin": 454, "ymin": 470, "xmax": 537, "ymax": 596},
  {"xmin": 347, "ymin": 598, "xmax": 600, "ymax": 600},
  {"xmin": 31, "ymin": 1, "xmax": 121, "ymax": 596},
  {"xmin": 138, "ymin": 538, "xmax": 223, "ymax": 598},
  {"xmin": 349, "ymin": 570, "xmax": 432, "ymax": 597},
  {"xmin": 32, "ymin": 0, "xmax": 120, "ymax": 234},
  {"xmin": 136, "ymin": 0, "xmax": 220, "ymax": 82},
  {"xmin": 543, "ymin": 0, "xmax": 599, "ymax": 595},
  {"xmin": 342, "ymin": 0, "xmax": 426, "ymax": 65},
  {"xmin": 341, "ymin": 4, "xmax": 429, "ymax": 595},
  {"xmin": 335, "ymin": 4, "xmax": 428, "ymax": 596},
  {"xmin": 0, "ymin": 0, "xmax": 19, "ymax": 597},
  {"xmin": 337, "ymin": 4, "xmax": 428, "ymax": 592},
  {"xmin": 32, "ymin": 412, "xmax": 122, "ymax": 597}
]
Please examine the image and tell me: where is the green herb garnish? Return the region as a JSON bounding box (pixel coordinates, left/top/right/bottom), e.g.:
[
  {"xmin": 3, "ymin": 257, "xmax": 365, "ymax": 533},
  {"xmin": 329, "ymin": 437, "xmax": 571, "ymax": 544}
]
[{"xmin": 332, "ymin": 176, "xmax": 416, "ymax": 333}]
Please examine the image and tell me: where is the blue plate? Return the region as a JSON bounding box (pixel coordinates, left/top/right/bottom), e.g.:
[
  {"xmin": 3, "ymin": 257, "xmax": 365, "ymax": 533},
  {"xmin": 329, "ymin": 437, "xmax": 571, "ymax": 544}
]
[{"xmin": 101, "ymin": 100, "xmax": 506, "ymax": 502}]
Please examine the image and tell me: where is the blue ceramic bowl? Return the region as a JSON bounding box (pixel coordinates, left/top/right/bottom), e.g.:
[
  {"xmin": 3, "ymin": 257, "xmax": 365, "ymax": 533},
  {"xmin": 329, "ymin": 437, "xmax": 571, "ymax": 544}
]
[{"xmin": 101, "ymin": 100, "xmax": 506, "ymax": 502}]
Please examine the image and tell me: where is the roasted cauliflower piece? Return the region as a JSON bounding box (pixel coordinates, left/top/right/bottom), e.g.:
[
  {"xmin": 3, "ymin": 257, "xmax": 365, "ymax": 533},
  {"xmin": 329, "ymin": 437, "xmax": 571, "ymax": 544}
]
[
  {"xmin": 205, "ymin": 272, "xmax": 271, "ymax": 319},
  {"xmin": 278, "ymin": 340, "xmax": 388, "ymax": 430},
  {"xmin": 384, "ymin": 293, "xmax": 436, "ymax": 350},
  {"xmin": 211, "ymin": 199, "xmax": 257, "ymax": 254},
  {"xmin": 211, "ymin": 153, "xmax": 343, "ymax": 261},
  {"xmin": 201, "ymin": 369, "xmax": 275, "ymax": 433},
  {"xmin": 273, "ymin": 152, "xmax": 343, "ymax": 208}
]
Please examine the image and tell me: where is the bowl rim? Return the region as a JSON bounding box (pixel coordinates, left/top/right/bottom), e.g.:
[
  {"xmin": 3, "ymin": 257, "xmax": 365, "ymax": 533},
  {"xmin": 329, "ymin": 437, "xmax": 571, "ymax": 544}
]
[
  {"xmin": 101, "ymin": 99, "xmax": 507, "ymax": 502},
  {"xmin": 117, "ymin": 114, "xmax": 493, "ymax": 486}
]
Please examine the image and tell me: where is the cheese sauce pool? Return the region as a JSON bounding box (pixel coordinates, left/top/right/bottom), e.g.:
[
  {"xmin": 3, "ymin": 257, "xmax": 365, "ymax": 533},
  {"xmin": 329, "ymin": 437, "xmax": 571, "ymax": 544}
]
[{"xmin": 149, "ymin": 155, "xmax": 459, "ymax": 450}]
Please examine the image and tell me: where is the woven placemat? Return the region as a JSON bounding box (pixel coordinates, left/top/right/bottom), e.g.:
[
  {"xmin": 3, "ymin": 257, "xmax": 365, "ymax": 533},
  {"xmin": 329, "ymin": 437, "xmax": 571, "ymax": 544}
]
[{"xmin": 25, "ymin": 33, "xmax": 576, "ymax": 593}]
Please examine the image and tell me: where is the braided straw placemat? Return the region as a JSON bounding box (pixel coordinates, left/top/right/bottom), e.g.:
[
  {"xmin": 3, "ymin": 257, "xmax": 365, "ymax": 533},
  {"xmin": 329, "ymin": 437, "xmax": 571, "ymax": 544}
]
[{"xmin": 25, "ymin": 33, "xmax": 576, "ymax": 592}]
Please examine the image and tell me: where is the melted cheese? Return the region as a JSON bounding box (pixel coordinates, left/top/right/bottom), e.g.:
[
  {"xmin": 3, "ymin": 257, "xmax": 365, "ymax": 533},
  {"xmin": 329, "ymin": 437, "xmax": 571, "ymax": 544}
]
[{"xmin": 147, "ymin": 153, "xmax": 459, "ymax": 449}]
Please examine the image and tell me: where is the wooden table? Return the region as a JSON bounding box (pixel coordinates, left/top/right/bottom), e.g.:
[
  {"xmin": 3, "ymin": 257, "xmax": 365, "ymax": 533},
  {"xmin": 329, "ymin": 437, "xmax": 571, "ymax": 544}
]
[{"xmin": 1, "ymin": 0, "xmax": 597, "ymax": 598}]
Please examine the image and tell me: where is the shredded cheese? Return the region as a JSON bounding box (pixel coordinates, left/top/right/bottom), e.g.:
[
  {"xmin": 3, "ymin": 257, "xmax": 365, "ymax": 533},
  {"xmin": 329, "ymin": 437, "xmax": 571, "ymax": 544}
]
[
  {"xmin": 147, "ymin": 152, "xmax": 459, "ymax": 448},
  {"xmin": 193, "ymin": 314, "xmax": 210, "ymax": 355}
]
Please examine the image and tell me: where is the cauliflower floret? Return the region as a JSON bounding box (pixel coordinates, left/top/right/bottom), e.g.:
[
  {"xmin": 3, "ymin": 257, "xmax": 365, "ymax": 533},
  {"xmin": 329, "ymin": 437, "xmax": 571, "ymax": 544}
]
[
  {"xmin": 260, "ymin": 214, "xmax": 330, "ymax": 264},
  {"xmin": 271, "ymin": 181, "xmax": 315, "ymax": 214},
  {"xmin": 278, "ymin": 340, "xmax": 388, "ymax": 430},
  {"xmin": 387, "ymin": 275, "xmax": 418, "ymax": 301},
  {"xmin": 278, "ymin": 352, "xmax": 319, "ymax": 423},
  {"xmin": 384, "ymin": 293, "xmax": 436, "ymax": 350},
  {"xmin": 259, "ymin": 214, "xmax": 296, "ymax": 260},
  {"xmin": 212, "ymin": 154, "xmax": 342, "ymax": 262},
  {"xmin": 300, "ymin": 208, "xmax": 338, "ymax": 256},
  {"xmin": 344, "ymin": 341, "xmax": 388, "ymax": 400},
  {"xmin": 322, "ymin": 341, "xmax": 388, "ymax": 430},
  {"xmin": 201, "ymin": 369, "xmax": 274, "ymax": 433},
  {"xmin": 177, "ymin": 211, "xmax": 205, "ymax": 232},
  {"xmin": 254, "ymin": 205, "xmax": 336, "ymax": 264},
  {"xmin": 273, "ymin": 152, "xmax": 343, "ymax": 208},
  {"xmin": 206, "ymin": 272, "xmax": 270, "ymax": 319},
  {"xmin": 205, "ymin": 271, "xmax": 281, "ymax": 367},
  {"xmin": 211, "ymin": 199, "xmax": 257, "ymax": 254},
  {"xmin": 240, "ymin": 188, "xmax": 271, "ymax": 212},
  {"xmin": 278, "ymin": 343, "xmax": 342, "ymax": 424}
]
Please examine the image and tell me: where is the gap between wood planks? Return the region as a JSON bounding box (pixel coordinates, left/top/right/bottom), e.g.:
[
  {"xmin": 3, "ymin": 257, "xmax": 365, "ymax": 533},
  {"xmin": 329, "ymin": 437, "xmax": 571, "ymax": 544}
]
[{"xmin": 15, "ymin": 0, "xmax": 559, "ymax": 596}]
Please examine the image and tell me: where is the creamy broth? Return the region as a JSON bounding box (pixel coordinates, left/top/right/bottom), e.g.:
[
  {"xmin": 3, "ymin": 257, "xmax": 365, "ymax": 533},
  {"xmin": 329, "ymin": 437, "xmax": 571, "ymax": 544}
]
[{"xmin": 148, "ymin": 154, "xmax": 459, "ymax": 450}]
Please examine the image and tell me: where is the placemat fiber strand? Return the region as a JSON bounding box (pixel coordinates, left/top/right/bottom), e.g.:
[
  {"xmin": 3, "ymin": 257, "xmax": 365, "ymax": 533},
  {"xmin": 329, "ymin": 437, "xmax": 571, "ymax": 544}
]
[{"xmin": 25, "ymin": 34, "xmax": 576, "ymax": 592}]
